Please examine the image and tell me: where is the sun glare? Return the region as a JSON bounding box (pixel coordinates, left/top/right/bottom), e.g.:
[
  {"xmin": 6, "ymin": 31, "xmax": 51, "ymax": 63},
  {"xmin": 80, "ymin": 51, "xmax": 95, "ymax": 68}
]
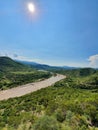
[{"xmin": 28, "ymin": 3, "xmax": 35, "ymax": 13}]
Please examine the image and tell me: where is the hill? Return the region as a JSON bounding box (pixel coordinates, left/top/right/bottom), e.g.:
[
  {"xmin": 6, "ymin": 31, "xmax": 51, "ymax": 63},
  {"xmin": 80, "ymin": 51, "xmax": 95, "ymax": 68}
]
[
  {"xmin": 0, "ymin": 57, "xmax": 52, "ymax": 90},
  {"xmin": 0, "ymin": 57, "xmax": 30, "ymax": 72},
  {"xmin": 53, "ymin": 67, "xmax": 97, "ymax": 77},
  {"xmin": 16, "ymin": 60, "xmax": 77, "ymax": 70},
  {"xmin": 0, "ymin": 58, "xmax": 98, "ymax": 129},
  {"xmin": 0, "ymin": 75, "xmax": 98, "ymax": 130}
]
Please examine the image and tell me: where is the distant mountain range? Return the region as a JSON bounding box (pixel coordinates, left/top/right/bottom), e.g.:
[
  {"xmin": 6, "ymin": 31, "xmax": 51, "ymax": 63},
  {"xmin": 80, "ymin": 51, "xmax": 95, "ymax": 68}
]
[
  {"xmin": 16, "ymin": 60, "xmax": 78, "ymax": 70},
  {"xmin": 0, "ymin": 56, "xmax": 77, "ymax": 73},
  {"xmin": 0, "ymin": 57, "xmax": 96, "ymax": 75}
]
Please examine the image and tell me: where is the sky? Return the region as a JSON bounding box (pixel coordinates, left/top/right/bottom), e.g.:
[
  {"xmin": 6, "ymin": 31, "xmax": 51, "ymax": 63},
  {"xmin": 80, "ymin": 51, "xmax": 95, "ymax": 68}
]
[{"xmin": 0, "ymin": 0, "xmax": 98, "ymax": 67}]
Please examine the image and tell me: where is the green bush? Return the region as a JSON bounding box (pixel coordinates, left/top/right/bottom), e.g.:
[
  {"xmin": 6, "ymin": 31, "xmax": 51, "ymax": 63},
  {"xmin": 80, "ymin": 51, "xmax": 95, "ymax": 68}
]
[
  {"xmin": 55, "ymin": 109, "xmax": 66, "ymax": 122},
  {"xmin": 33, "ymin": 116, "xmax": 59, "ymax": 130}
]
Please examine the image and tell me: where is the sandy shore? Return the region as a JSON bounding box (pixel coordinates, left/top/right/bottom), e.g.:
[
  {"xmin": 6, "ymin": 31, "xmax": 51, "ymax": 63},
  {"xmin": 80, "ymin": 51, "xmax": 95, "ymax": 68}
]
[{"xmin": 0, "ymin": 74, "xmax": 65, "ymax": 101}]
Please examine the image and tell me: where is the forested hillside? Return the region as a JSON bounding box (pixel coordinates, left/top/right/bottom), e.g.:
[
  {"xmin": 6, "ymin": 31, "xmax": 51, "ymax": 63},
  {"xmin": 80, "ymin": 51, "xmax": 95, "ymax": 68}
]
[
  {"xmin": 53, "ymin": 68, "xmax": 97, "ymax": 77},
  {"xmin": 0, "ymin": 70, "xmax": 98, "ymax": 130},
  {"xmin": 0, "ymin": 57, "xmax": 98, "ymax": 129},
  {"xmin": 0, "ymin": 57, "xmax": 52, "ymax": 90},
  {"xmin": 0, "ymin": 57, "xmax": 28, "ymax": 72}
]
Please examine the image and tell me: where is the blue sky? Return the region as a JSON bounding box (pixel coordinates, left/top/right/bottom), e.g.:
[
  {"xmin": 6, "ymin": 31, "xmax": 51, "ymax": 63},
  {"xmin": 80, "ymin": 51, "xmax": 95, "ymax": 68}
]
[{"xmin": 0, "ymin": 0, "xmax": 98, "ymax": 67}]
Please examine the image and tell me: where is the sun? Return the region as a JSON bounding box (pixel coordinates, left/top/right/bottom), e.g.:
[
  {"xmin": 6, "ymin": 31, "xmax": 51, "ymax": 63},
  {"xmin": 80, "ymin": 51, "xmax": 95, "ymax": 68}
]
[{"xmin": 27, "ymin": 3, "xmax": 35, "ymax": 13}]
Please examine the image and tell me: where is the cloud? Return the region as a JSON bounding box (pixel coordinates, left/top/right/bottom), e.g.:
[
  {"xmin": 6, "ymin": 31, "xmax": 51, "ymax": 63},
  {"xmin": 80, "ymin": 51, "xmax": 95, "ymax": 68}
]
[
  {"xmin": 0, "ymin": 52, "xmax": 43, "ymax": 63},
  {"xmin": 12, "ymin": 54, "xmax": 43, "ymax": 63},
  {"xmin": 88, "ymin": 54, "xmax": 98, "ymax": 68}
]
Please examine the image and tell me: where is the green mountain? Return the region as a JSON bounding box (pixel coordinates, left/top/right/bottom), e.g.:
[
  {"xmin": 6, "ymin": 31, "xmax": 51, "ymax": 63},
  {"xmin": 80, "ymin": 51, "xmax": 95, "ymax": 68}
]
[
  {"xmin": 0, "ymin": 57, "xmax": 51, "ymax": 90},
  {"xmin": 17, "ymin": 60, "xmax": 77, "ymax": 70},
  {"xmin": 0, "ymin": 56, "xmax": 31, "ymax": 72},
  {"xmin": 54, "ymin": 67, "xmax": 97, "ymax": 77},
  {"xmin": 0, "ymin": 56, "xmax": 98, "ymax": 129}
]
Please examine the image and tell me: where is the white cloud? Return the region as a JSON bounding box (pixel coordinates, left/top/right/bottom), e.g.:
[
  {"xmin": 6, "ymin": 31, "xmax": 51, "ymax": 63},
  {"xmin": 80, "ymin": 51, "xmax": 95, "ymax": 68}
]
[
  {"xmin": 88, "ymin": 54, "xmax": 98, "ymax": 68},
  {"xmin": 13, "ymin": 55, "xmax": 42, "ymax": 63},
  {"xmin": 0, "ymin": 52, "xmax": 43, "ymax": 63},
  {"xmin": 1, "ymin": 52, "xmax": 98, "ymax": 67}
]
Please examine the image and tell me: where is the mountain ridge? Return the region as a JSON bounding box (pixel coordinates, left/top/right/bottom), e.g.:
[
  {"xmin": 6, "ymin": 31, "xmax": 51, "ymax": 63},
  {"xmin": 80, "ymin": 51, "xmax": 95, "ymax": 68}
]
[
  {"xmin": 0, "ymin": 56, "xmax": 32, "ymax": 72},
  {"xmin": 15, "ymin": 60, "xmax": 78, "ymax": 70}
]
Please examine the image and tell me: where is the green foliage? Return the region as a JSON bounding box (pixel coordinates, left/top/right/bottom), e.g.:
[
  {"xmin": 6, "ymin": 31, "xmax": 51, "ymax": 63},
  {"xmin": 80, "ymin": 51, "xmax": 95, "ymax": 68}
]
[
  {"xmin": 0, "ymin": 68, "xmax": 98, "ymax": 129},
  {"xmin": 55, "ymin": 109, "xmax": 66, "ymax": 122},
  {"xmin": 0, "ymin": 71, "xmax": 51, "ymax": 90},
  {"xmin": 53, "ymin": 68, "xmax": 97, "ymax": 77},
  {"xmin": 0, "ymin": 56, "xmax": 29, "ymax": 72},
  {"xmin": 33, "ymin": 116, "xmax": 59, "ymax": 130},
  {"xmin": 0, "ymin": 56, "xmax": 52, "ymax": 90}
]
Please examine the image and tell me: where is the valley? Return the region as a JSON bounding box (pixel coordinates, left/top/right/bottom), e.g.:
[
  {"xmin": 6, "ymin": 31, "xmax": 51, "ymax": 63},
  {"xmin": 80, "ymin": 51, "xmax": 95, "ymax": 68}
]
[
  {"xmin": 0, "ymin": 74, "xmax": 65, "ymax": 100},
  {"xmin": 0, "ymin": 57, "xmax": 98, "ymax": 130}
]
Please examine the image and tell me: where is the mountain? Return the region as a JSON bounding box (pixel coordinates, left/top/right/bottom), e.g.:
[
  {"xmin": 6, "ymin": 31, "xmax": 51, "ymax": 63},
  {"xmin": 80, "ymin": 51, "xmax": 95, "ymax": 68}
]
[
  {"xmin": 62, "ymin": 66, "xmax": 79, "ymax": 69},
  {"xmin": 16, "ymin": 60, "xmax": 78, "ymax": 70},
  {"xmin": 0, "ymin": 57, "xmax": 52, "ymax": 90},
  {"xmin": 0, "ymin": 57, "xmax": 30, "ymax": 72}
]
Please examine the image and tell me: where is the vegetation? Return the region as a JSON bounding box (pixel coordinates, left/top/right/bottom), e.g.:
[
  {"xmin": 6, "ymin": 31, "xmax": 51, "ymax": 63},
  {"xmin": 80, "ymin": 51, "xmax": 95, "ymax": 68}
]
[
  {"xmin": 0, "ymin": 71, "xmax": 51, "ymax": 90},
  {"xmin": 0, "ymin": 57, "xmax": 52, "ymax": 90},
  {"xmin": 0, "ymin": 58, "xmax": 98, "ymax": 129},
  {"xmin": 0, "ymin": 57, "xmax": 29, "ymax": 72},
  {"xmin": 0, "ymin": 71, "xmax": 98, "ymax": 129},
  {"xmin": 53, "ymin": 68, "xmax": 97, "ymax": 77}
]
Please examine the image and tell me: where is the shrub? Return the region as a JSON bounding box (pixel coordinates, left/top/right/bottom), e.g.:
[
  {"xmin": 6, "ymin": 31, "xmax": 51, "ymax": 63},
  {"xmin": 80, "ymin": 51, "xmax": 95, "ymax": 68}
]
[{"xmin": 33, "ymin": 116, "xmax": 59, "ymax": 130}]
